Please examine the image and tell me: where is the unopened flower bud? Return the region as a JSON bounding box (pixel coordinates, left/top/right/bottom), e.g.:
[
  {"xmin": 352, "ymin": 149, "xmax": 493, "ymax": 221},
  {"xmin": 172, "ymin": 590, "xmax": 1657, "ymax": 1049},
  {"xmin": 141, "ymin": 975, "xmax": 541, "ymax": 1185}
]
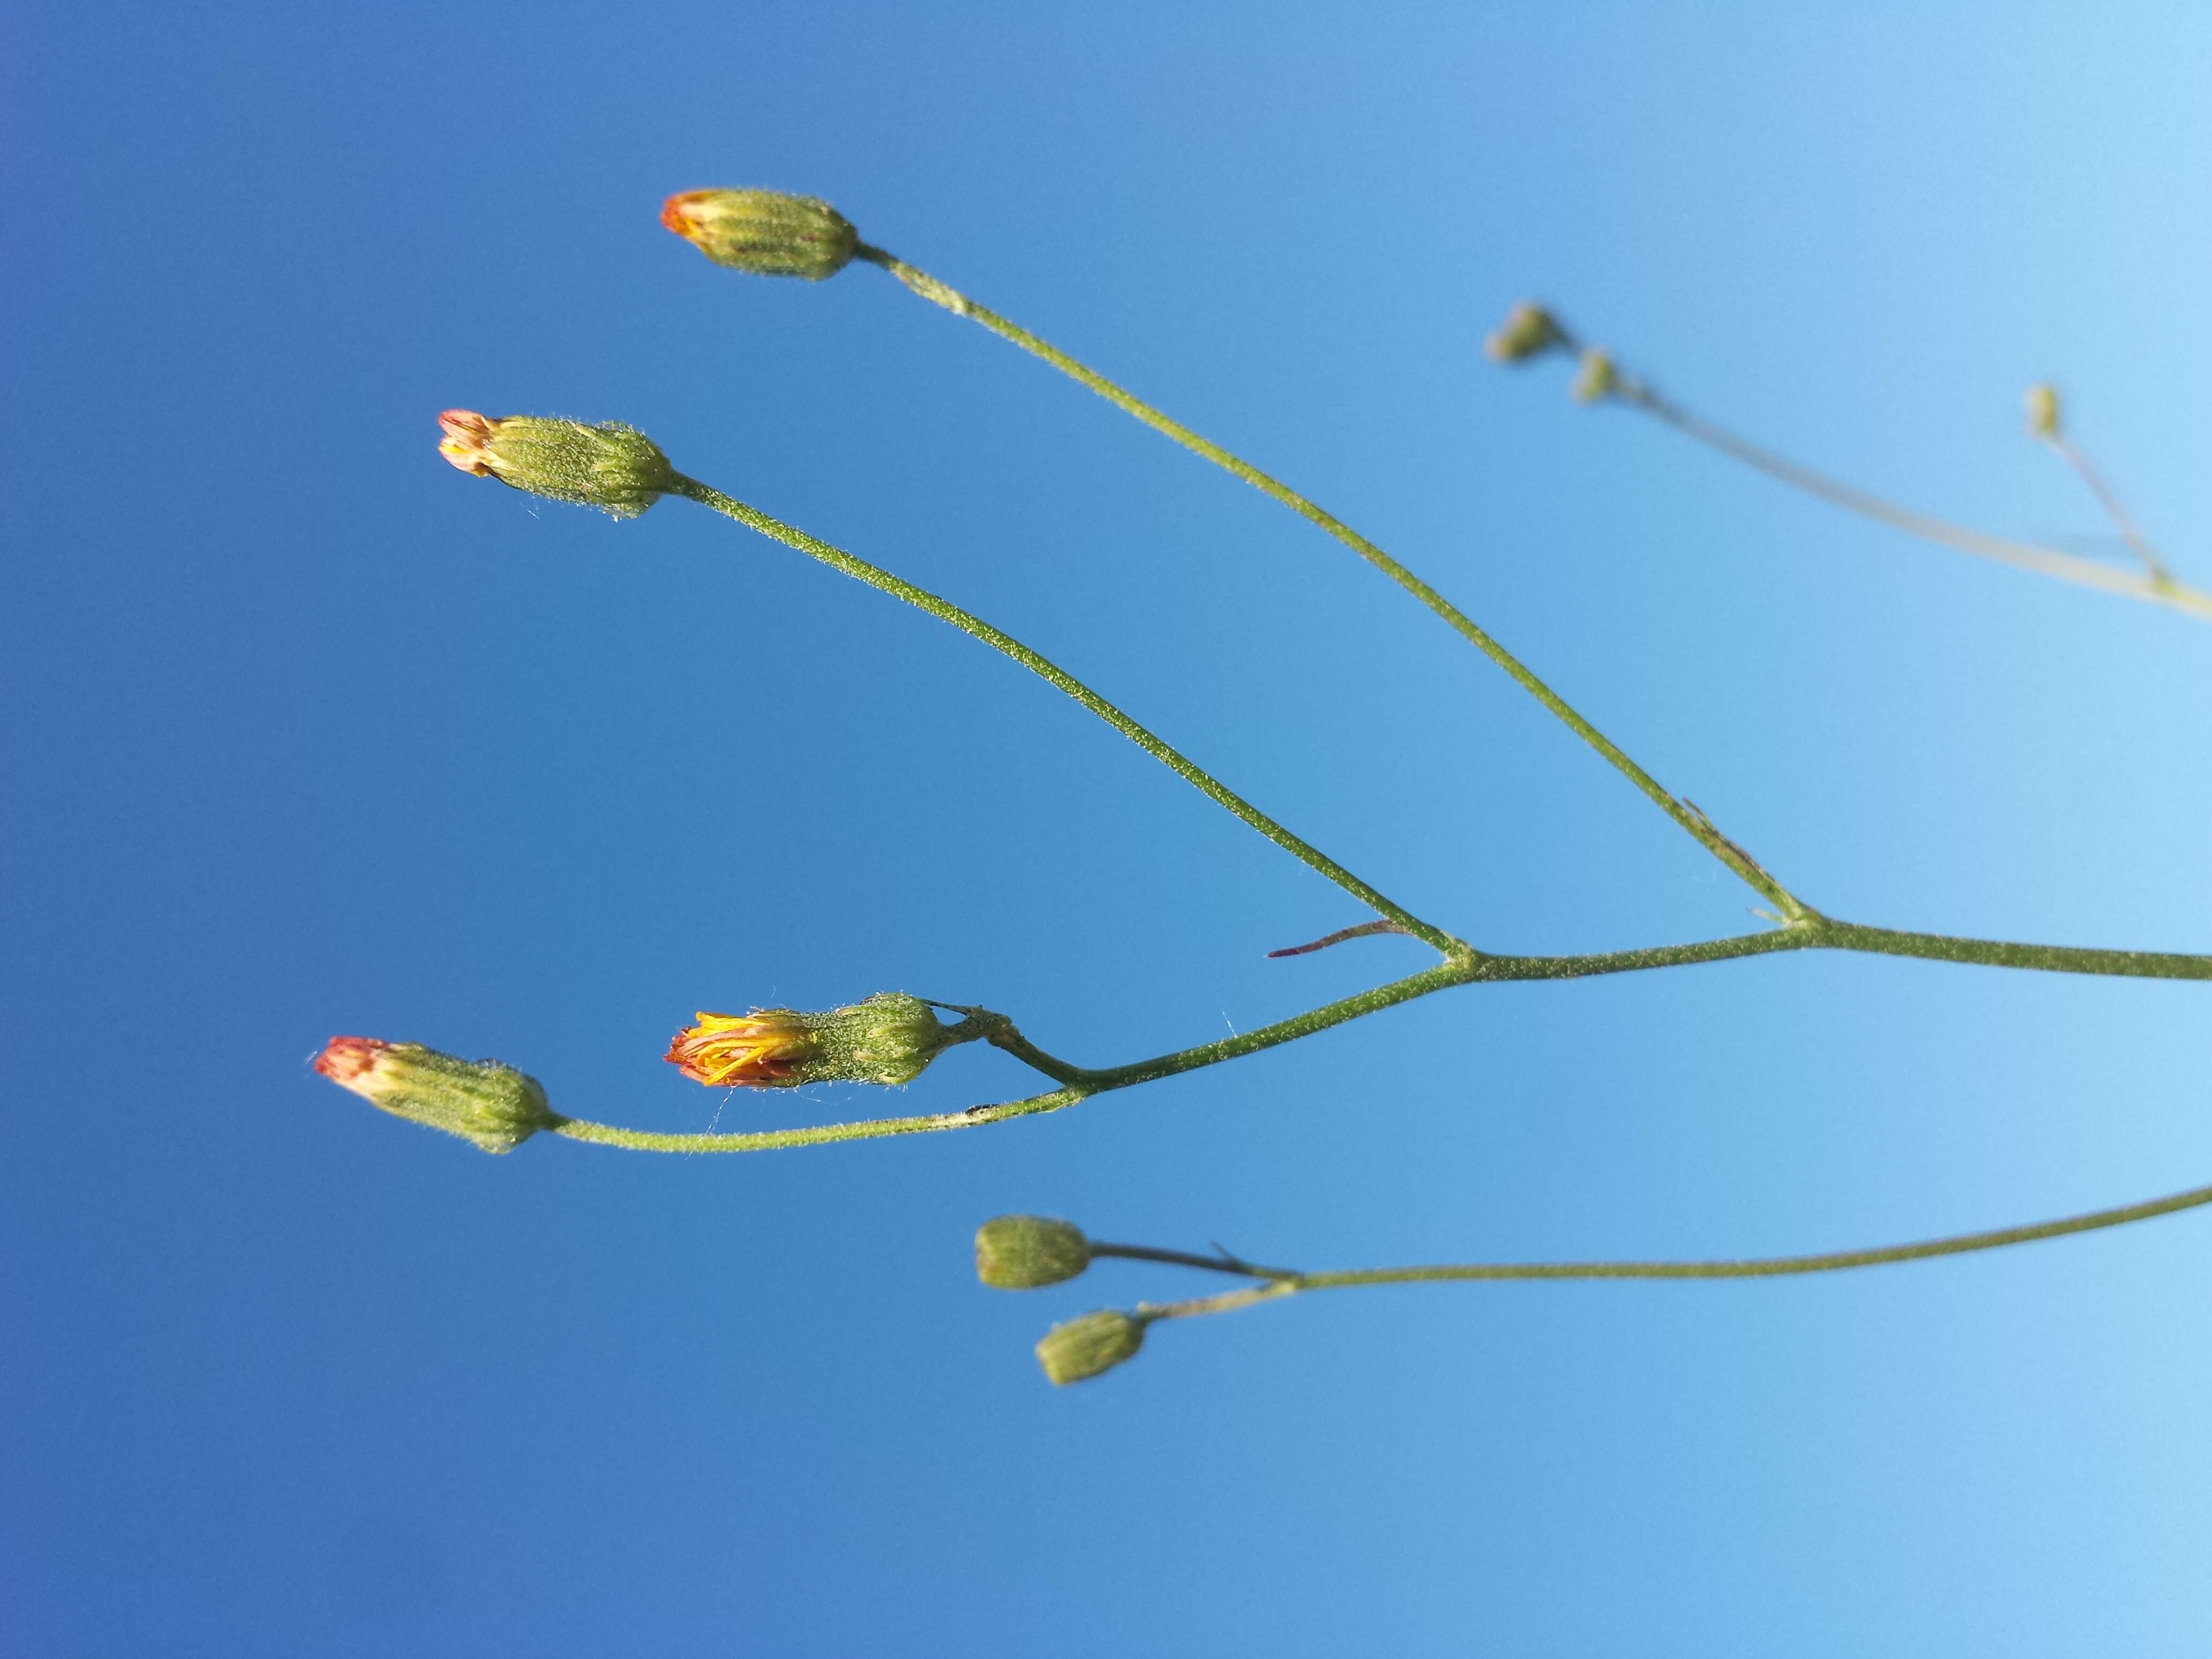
[
  {"xmin": 661, "ymin": 189, "xmax": 861, "ymax": 281},
  {"xmin": 2024, "ymin": 382, "xmax": 2062, "ymax": 439},
  {"xmin": 437, "ymin": 411, "xmax": 674, "ymax": 518},
  {"xmin": 1035, "ymin": 1310, "xmax": 1148, "ymax": 1386},
  {"xmin": 665, "ymin": 992, "xmax": 954, "ymax": 1089},
  {"xmin": 1571, "ymin": 348, "xmax": 1619, "ymax": 404},
  {"xmin": 313, "ymin": 1036, "xmax": 554, "ymax": 1154},
  {"xmin": 1484, "ymin": 301, "xmax": 1566, "ymax": 364},
  {"xmin": 975, "ymin": 1216, "xmax": 1092, "ymax": 1289}
]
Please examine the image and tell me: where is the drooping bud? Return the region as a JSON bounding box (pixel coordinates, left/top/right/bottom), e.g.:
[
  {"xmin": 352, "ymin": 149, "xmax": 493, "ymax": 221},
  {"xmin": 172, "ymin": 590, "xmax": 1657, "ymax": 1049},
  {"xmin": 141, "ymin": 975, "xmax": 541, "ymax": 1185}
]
[
  {"xmin": 2024, "ymin": 382, "xmax": 2062, "ymax": 440},
  {"xmin": 664, "ymin": 992, "xmax": 955, "ymax": 1089},
  {"xmin": 975, "ymin": 1216, "xmax": 1092, "ymax": 1289},
  {"xmin": 1035, "ymin": 1309, "xmax": 1148, "ymax": 1386},
  {"xmin": 1484, "ymin": 301, "xmax": 1567, "ymax": 364},
  {"xmin": 661, "ymin": 189, "xmax": 861, "ymax": 281},
  {"xmin": 313, "ymin": 1036, "xmax": 555, "ymax": 1154},
  {"xmin": 436, "ymin": 411, "xmax": 674, "ymax": 519},
  {"xmin": 1571, "ymin": 348, "xmax": 1619, "ymax": 404}
]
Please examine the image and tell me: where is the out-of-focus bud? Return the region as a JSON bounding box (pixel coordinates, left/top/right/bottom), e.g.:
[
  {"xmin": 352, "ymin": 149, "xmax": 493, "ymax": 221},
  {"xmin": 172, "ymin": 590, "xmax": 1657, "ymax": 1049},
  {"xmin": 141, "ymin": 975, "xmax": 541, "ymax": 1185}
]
[
  {"xmin": 1571, "ymin": 348, "xmax": 1619, "ymax": 405},
  {"xmin": 2024, "ymin": 382, "xmax": 2062, "ymax": 440},
  {"xmin": 661, "ymin": 189, "xmax": 861, "ymax": 281},
  {"xmin": 1484, "ymin": 301, "xmax": 1567, "ymax": 364},
  {"xmin": 665, "ymin": 992, "xmax": 954, "ymax": 1089},
  {"xmin": 975, "ymin": 1215, "xmax": 1092, "ymax": 1289},
  {"xmin": 436, "ymin": 412, "xmax": 674, "ymax": 519},
  {"xmin": 1035, "ymin": 1310, "xmax": 1148, "ymax": 1386},
  {"xmin": 313, "ymin": 1036, "xmax": 554, "ymax": 1154}
]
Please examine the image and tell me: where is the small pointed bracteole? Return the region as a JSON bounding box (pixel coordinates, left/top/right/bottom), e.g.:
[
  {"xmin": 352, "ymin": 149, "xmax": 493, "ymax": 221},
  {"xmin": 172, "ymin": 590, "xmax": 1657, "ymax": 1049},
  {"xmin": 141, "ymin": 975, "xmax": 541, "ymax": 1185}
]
[{"xmin": 1266, "ymin": 918, "xmax": 1413, "ymax": 958}]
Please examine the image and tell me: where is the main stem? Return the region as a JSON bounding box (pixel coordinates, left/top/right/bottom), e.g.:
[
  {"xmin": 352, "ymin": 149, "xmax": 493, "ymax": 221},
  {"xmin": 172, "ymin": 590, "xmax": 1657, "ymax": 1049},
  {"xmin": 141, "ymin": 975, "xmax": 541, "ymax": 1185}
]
[
  {"xmin": 853, "ymin": 244, "xmax": 1805, "ymax": 916},
  {"xmin": 1132, "ymin": 1174, "xmax": 2212, "ymax": 1322},
  {"xmin": 547, "ymin": 916, "xmax": 2210, "ymax": 1155},
  {"xmin": 668, "ymin": 474, "xmax": 1458, "ymax": 955}
]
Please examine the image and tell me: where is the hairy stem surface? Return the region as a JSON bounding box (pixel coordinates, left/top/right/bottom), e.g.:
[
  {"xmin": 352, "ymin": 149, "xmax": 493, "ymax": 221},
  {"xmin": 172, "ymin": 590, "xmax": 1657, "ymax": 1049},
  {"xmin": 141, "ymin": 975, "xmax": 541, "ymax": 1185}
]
[
  {"xmin": 552, "ymin": 917, "xmax": 2208, "ymax": 1154},
  {"xmin": 854, "ymin": 245, "xmax": 1805, "ymax": 913},
  {"xmin": 1127, "ymin": 1175, "xmax": 2212, "ymax": 1320},
  {"xmin": 670, "ymin": 474, "xmax": 1456, "ymax": 954}
]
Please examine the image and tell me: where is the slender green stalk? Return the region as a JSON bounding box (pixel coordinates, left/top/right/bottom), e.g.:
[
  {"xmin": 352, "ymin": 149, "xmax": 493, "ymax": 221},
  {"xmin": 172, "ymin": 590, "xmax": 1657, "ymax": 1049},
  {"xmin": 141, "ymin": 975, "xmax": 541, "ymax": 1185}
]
[
  {"xmin": 547, "ymin": 918, "xmax": 2210, "ymax": 1156},
  {"xmin": 1609, "ymin": 378, "xmax": 2212, "ymax": 619},
  {"xmin": 2039, "ymin": 430, "xmax": 2170, "ymax": 581},
  {"xmin": 547, "ymin": 1087, "xmax": 1081, "ymax": 1153},
  {"xmin": 668, "ymin": 473, "xmax": 1459, "ymax": 956},
  {"xmin": 852, "ymin": 244, "xmax": 1805, "ymax": 916},
  {"xmin": 1128, "ymin": 1176, "xmax": 2212, "ymax": 1328},
  {"xmin": 1088, "ymin": 1242, "xmax": 1299, "ymax": 1280}
]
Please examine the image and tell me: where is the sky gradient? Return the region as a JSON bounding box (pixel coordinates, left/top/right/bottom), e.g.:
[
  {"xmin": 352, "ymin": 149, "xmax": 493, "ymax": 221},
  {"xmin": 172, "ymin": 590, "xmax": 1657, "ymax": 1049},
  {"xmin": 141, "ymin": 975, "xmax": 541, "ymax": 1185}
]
[{"xmin": 5, "ymin": 4, "xmax": 2210, "ymax": 1653}]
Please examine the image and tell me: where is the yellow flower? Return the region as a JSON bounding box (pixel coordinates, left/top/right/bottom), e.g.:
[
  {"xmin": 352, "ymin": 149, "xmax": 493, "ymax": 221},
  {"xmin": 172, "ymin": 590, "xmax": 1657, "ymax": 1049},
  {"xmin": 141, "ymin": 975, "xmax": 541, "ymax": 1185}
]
[
  {"xmin": 663, "ymin": 1011, "xmax": 823, "ymax": 1087},
  {"xmin": 437, "ymin": 409, "xmax": 501, "ymax": 476}
]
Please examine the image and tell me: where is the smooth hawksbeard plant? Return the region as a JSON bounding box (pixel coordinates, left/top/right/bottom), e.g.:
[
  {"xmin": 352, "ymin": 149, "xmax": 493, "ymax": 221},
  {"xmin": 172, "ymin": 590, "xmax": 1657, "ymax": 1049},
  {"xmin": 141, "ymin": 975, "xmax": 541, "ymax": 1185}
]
[{"xmin": 319, "ymin": 188, "xmax": 2211, "ymax": 1385}]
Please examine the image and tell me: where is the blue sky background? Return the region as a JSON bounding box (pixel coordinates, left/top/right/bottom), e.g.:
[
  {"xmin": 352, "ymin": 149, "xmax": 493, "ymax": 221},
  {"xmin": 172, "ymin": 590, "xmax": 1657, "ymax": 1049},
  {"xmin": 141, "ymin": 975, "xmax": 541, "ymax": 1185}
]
[{"xmin": 5, "ymin": 3, "xmax": 2211, "ymax": 1652}]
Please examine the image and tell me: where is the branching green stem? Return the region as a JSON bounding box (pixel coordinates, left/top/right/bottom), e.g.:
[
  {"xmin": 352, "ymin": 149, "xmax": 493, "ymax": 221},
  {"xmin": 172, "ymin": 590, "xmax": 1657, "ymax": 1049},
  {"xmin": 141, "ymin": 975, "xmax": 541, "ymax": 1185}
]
[
  {"xmin": 2038, "ymin": 430, "xmax": 2170, "ymax": 581},
  {"xmin": 851, "ymin": 244, "xmax": 1804, "ymax": 915},
  {"xmin": 1598, "ymin": 371, "xmax": 2212, "ymax": 619},
  {"xmin": 545, "ymin": 916, "xmax": 2210, "ymax": 1155},
  {"xmin": 668, "ymin": 473, "xmax": 1458, "ymax": 955},
  {"xmin": 1127, "ymin": 1174, "xmax": 2212, "ymax": 1326}
]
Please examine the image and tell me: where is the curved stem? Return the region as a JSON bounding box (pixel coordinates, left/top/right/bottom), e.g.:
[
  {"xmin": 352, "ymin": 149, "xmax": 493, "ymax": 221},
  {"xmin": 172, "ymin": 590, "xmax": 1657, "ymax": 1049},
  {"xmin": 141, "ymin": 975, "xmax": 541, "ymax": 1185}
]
[
  {"xmin": 547, "ymin": 1086, "xmax": 1081, "ymax": 1153},
  {"xmin": 853, "ymin": 245, "xmax": 1805, "ymax": 915},
  {"xmin": 668, "ymin": 474, "xmax": 1458, "ymax": 955},
  {"xmin": 1127, "ymin": 1175, "xmax": 2212, "ymax": 1313},
  {"xmin": 1617, "ymin": 383, "xmax": 2212, "ymax": 619}
]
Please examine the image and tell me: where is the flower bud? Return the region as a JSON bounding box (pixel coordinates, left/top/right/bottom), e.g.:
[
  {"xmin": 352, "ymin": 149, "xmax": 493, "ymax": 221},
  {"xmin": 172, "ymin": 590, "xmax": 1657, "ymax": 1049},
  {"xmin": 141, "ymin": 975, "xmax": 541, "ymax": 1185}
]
[
  {"xmin": 1571, "ymin": 348, "xmax": 1619, "ymax": 404},
  {"xmin": 2024, "ymin": 382, "xmax": 2062, "ymax": 440},
  {"xmin": 665, "ymin": 992, "xmax": 953, "ymax": 1089},
  {"xmin": 313, "ymin": 1036, "xmax": 554, "ymax": 1154},
  {"xmin": 1484, "ymin": 301, "xmax": 1566, "ymax": 364},
  {"xmin": 975, "ymin": 1215, "xmax": 1092, "ymax": 1289},
  {"xmin": 661, "ymin": 189, "xmax": 861, "ymax": 281},
  {"xmin": 437, "ymin": 412, "xmax": 674, "ymax": 518},
  {"xmin": 1035, "ymin": 1310, "xmax": 1148, "ymax": 1386}
]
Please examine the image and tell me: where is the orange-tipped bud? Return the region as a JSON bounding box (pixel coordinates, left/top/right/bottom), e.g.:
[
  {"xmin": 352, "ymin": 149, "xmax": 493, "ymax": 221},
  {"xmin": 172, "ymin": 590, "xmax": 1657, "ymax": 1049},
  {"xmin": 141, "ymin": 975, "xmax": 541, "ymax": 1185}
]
[
  {"xmin": 661, "ymin": 188, "xmax": 860, "ymax": 281},
  {"xmin": 435, "ymin": 410, "xmax": 674, "ymax": 518},
  {"xmin": 665, "ymin": 992, "xmax": 958, "ymax": 1090},
  {"xmin": 313, "ymin": 1036, "xmax": 554, "ymax": 1154}
]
